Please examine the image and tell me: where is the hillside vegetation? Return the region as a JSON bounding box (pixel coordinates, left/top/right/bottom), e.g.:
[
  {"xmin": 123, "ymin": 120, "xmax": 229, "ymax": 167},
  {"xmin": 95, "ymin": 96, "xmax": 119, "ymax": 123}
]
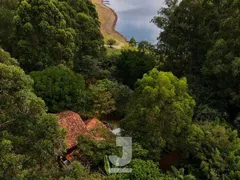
[{"xmin": 0, "ymin": 0, "xmax": 240, "ymax": 179}]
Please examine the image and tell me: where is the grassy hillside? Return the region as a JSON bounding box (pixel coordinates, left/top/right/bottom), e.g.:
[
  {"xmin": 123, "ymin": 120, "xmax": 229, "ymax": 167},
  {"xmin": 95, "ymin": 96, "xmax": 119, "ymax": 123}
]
[{"xmin": 91, "ymin": 0, "xmax": 128, "ymax": 48}]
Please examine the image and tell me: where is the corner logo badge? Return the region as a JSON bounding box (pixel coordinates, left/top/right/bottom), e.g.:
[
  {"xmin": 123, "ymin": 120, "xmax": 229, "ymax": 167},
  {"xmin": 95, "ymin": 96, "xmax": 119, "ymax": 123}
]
[{"xmin": 106, "ymin": 137, "xmax": 132, "ymax": 173}]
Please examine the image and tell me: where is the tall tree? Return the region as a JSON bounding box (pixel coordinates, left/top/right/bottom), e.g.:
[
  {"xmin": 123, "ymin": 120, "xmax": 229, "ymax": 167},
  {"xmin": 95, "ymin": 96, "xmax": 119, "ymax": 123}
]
[
  {"xmin": 0, "ymin": 0, "xmax": 18, "ymax": 51},
  {"xmin": 201, "ymin": 0, "xmax": 240, "ymax": 120},
  {"xmin": 89, "ymin": 79, "xmax": 116, "ymax": 118},
  {"xmin": 129, "ymin": 37, "xmax": 137, "ymax": 46},
  {"xmin": 89, "ymin": 79, "xmax": 132, "ymax": 117},
  {"xmin": 152, "ymin": 0, "xmax": 217, "ymax": 77},
  {"xmin": 121, "ymin": 68, "xmax": 195, "ymax": 159},
  {"xmin": 184, "ymin": 121, "xmax": 240, "ymax": 179},
  {"xmin": 0, "ymin": 49, "xmax": 64, "ymax": 178},
  {"xmin": 57, "ymin": 0, "xmax": 105, "ymax": 72},
  {"xmin": 11, "ymin": 0, "xmax": 76, "ymax": 72},
  {"xmin": 116, "ymin": 50, "xmax": 156, "ymax": 89},
  {"xmin": 153, "ymin": 0, "xmax": 240, "ymax": 122}
]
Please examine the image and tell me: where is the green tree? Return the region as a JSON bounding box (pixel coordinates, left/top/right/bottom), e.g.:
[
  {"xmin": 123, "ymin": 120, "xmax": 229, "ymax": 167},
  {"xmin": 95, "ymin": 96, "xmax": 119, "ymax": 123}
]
[
  {"xmin": 129, "ymin": 37, "xmax": 137, "ymax": 46},
  {"xmin": 0, "ymin": 137, "xmax": 24, "ymax": 180},
  {"xmin": 116, "ymin": 50, "xmax": 156, "ymax": 88},
  {"xmin": 166, "ymin": 167, "xmax": 196, "ymax": 180},
  {"xmin": 129, "ymin": 159, "xmax": 160, "ymax": 180},
  {"xmin": 60, "ymin": 161, "xmax": 103, "ymax": 180},
  {"xmin": 0, "ymin": 48, "xmax": 19, "ymax": 66},
  {"xmin": 30, "ymin": 65, "xmax": 90, "ymax": 114},
  {"xmin": 11, "ymin": 0, "xmax": 76, "ymax": 71},
  {"xmin": 152, "ymin": 0, "xmax": 212, "ymax": 111},
  {"xmin": 73, "ymin": 55, "xmax": 119, "ymax": 82},
  {"xmin": 121, "ymin": 68, "xmax": 195, "ymax": 159},
  {"xmin": 97, "ymin": 54, "xmax": 119, "ymax": 80},
  {"xmin": 0, "ymin": 48, "xmax": 64, "ymax": 178},
  {"xmin": 110, "ymin": 159, "xmax": 196, "ymax": 180},
  {"xmin": 153, "ymin": 0, "xmax": 240, "ymax": 122},
  {"xmin": 134, "ymin": 143, "xmax": 149, "ymax": 158},
  {"xmin": 73, "ymin": 55, "xmax": 102, "ymax": 80},
  {"xmin": 184, "ymin": 121, "xmax": 240, "ymax": 179},
  {"xmin": 89, "ymin": 79, "xmax": 116, "ymax": 118},
  {"xmin": 97, "ymin": 79, "xmax": 132, "ymax": 115},
  {"xmin": 107, "ymin": 39, "xmax": 117, "ymax": 48},
  {"xmin": 117, "ymin": 159, "xmax": 161, "ymax": 180},
  {"xmin": 89, "ymin": 79, "xmax": 132, "ymax": 118},
  {"xmin": 0, "ymin": 0, "xmax": 18, "ymax": 50},
  {"xmin": 112, "ymin": 83, "xmax": 132, "ymax": 115},
  {"xmin": 202, "ymin": 40, "xmax": 240, "ymax": 121},
  {"xmin": 57, "ymin": 0, "xmax": 105, "ymax": 71},
  {"xmin": 76, "ymin": 135, "xmax": 119, "ymax": 169},
  {"xmin": 152, "ymin": 0, "xmax": 215, "ymax": 77},
  {"xmin": 138, "ymin": 40, "xmax": 154, "ymax": 52},
  {"xmin": 200, "ymin": 0, "xmax": 240, "ymax": 121}
]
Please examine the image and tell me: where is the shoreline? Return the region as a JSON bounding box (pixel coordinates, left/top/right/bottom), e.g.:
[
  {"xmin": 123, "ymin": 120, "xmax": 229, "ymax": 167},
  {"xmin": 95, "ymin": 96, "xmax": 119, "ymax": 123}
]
[
  {"xmin": 100, "ymin": 0, "xmax": 128, "ymax": 42},
  {"xmin": 92, "ymin": 0, "xmax": 128, "ymax": 44}
]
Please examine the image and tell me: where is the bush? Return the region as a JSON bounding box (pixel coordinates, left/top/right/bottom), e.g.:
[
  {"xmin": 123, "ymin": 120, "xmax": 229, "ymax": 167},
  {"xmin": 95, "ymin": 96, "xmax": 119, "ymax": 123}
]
[
  {"xmin": 107, "ymin": 39, "xmax": 117, "ymax": 48},
  {"xmin": 30, "ymin": 65, "xmax": 91, "ymax": 114},
  {"xmin": 121, "ymin": 68, "xmax": 195, "ymax": 159},
  {"xmin": 116, "ymin": 50, "xmax": 156, "ymax": 88},
  {"xmin": 89, "ymin": 79, "xmax": 132, "ymax": 118}
]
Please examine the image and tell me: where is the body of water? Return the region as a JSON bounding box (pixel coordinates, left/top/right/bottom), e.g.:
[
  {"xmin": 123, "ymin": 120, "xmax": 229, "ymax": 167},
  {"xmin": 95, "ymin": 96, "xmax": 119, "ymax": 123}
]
[{"xmin": 107, "ymin": 0, "xmax": 165, "ymax": 44}]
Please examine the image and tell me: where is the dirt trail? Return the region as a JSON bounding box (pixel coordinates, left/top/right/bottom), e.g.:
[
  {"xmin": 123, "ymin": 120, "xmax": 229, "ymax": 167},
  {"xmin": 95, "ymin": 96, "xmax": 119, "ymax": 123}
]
[{"xmin": 91, "ymin": 0, "xmax": 127, "ymax": 48}]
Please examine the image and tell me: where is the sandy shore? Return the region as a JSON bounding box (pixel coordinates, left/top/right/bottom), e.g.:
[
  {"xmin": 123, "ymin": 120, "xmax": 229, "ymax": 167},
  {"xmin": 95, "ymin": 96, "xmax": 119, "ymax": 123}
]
[{"xmin": 91, "ymin": 0, "xmax": 127, "ymax": 44}]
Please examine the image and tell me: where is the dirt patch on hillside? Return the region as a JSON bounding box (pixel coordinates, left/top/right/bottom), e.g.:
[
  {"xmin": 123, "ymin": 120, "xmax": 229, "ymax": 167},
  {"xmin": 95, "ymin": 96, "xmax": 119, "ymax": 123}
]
[{"xmin": 91, "ymin": 0, "xmax": 127, "ymax": 46}]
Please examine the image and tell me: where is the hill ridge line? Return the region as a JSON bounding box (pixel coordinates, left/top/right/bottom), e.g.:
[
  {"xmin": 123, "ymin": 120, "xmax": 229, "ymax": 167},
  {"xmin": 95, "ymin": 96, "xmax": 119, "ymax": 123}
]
[{"xmin": 92, "ymin": 0, "xmax": 128, "ymax": 44}]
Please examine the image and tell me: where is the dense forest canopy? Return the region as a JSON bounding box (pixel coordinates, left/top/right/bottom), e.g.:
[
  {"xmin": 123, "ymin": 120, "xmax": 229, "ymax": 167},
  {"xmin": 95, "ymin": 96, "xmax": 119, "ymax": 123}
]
[
  {"xmin": 0, "ymin": 0, "xmax": 240, "ymax": 179},
  {"xmin": 152, "ymin": 0, "xmax": 240, "ymax": 122}
]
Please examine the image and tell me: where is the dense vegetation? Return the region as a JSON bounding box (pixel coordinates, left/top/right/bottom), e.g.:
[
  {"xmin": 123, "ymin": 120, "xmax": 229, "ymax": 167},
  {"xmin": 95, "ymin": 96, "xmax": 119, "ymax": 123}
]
[{"xmin": 0, "ymin": 0, "xmax": 240, "ymax": 179}]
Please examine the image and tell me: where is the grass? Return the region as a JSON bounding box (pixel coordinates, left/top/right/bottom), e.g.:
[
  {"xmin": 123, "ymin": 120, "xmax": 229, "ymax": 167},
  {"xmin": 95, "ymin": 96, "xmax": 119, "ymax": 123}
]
[
  {"xmin": 106, "ymin": 45, "xmax": 139, "ymax": 56},
  {"xmin": 106, "ymin": 47, "xmax": 122, "ymax": 56}
]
